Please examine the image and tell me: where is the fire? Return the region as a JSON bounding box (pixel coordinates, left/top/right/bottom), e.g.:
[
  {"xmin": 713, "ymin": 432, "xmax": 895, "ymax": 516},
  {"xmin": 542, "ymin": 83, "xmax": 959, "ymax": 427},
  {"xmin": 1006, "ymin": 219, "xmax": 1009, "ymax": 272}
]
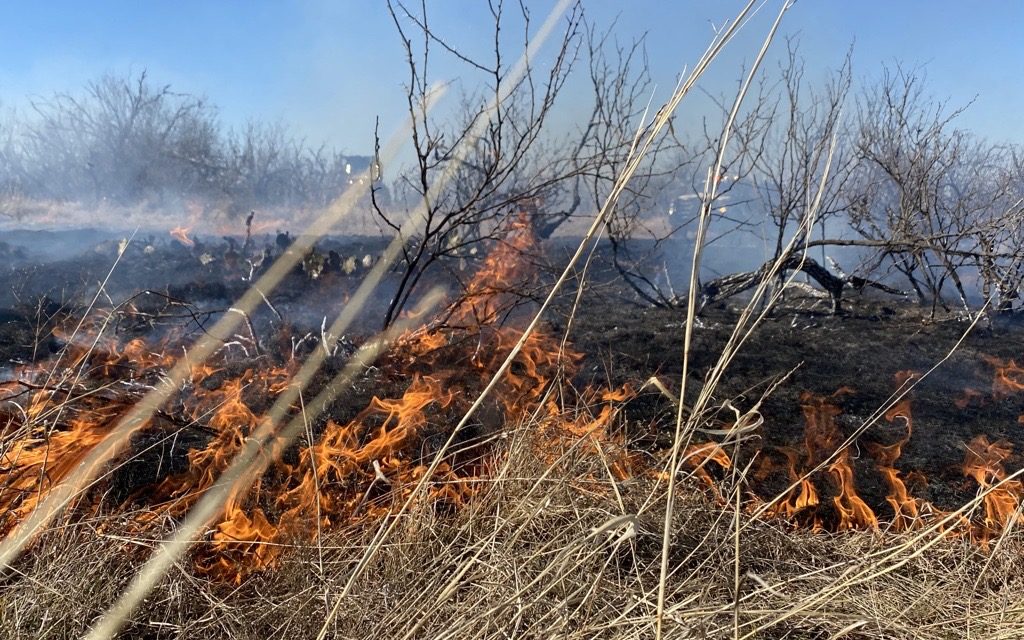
[
  {"xmin": 450, "ymin": 216, "xmax": 535, "ymax": 326},
  {"xmin": 961, "ymin": 435, "xmax": 1023, "ymax": 544},
  {"xmin": 756, "ymin": 388, "xmax": 876, "ymax": 531},
  {"xmin": 750, "ymin": 364, "xmax": 1024, "ymax": 544},
  {"xmin": 0, "ymin": 411, "xmax": 119, "ymax": 532},
  {"xmin": 863, "ymin": 372, "xmax": 928, "ymax": 533},
  {"xmin": 682, "ymin": 442, "xmax": 732, "ymax": 500},
  {"xmin": 984, "ymin": 355, "xmax": 1024, "ymax": 399},
  {"xmin": 0, "ymin": 214, "xmax": 660, "ymax": 583},
  {"xmin": 534, "ymin": 385, "xmax": 644, "ymax": 487},
  {"xmin": 828, "ymin": 448, "xmax": 878, "ymax": 531},
  {"xmin": 7, "ymin": 211, "xmax": 1024, "ymax": 584},
  {"xmin": 169, "ymin": 225, "xmax": 195, "ymax": 247},
  {"xmin": 865, "ymin": 398, "xmax": 921, "ymax": 531}
]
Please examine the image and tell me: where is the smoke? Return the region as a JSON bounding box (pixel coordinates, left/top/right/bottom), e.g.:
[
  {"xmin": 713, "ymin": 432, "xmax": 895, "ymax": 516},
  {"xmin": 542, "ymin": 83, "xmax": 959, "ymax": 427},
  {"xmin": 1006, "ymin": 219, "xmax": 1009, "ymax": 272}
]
[{"xmin": 0, "ymin": 71, "xmax": 377, "ymax": 234}]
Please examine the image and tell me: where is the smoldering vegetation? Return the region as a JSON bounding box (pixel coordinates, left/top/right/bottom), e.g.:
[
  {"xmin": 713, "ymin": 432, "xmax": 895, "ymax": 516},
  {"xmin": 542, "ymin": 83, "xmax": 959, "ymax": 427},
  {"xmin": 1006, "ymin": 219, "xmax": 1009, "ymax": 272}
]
[{"xmin": 3, "ymin": 1, "xmax": 1024, "ymax": 639}]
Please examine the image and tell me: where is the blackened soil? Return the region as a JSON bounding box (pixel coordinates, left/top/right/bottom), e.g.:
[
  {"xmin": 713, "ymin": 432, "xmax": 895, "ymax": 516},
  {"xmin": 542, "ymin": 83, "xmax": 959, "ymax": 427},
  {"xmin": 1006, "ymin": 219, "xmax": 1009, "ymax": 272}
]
[
  {"xmin": 4, "ymin": 230, "xmax": 1024, "ymax": 523},
  {"xmin": 0, "ymin": 232, "xmax": 407, "ymax": 366},
  {"xmin": 0, "ymin": 299, "xmax": 67, "ymax": 366},
  {"xmin": 557, "ymin": 285, "xmax": 1024, "ymax": 515}
]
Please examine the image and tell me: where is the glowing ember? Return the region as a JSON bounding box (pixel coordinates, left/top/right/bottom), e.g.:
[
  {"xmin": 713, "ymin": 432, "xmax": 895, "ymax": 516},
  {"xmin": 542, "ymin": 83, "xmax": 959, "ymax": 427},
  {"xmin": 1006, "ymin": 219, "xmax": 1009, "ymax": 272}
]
[{"xmin": 169, "ymin": 225, "xmax": 195, "ymax": 247}]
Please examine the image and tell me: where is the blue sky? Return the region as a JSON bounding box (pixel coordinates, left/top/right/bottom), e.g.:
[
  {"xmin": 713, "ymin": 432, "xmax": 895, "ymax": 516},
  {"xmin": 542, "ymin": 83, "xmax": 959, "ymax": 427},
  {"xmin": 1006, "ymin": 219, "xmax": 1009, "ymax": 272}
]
[{"xmin": 2, "ymin": 1, "xmax": 1022, "ymax": 153}]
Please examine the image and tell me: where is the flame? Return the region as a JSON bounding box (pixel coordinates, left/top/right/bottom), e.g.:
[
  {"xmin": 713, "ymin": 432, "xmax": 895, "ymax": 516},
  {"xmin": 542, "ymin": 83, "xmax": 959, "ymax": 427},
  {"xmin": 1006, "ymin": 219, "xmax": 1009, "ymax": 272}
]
[
  {"xmin": 451, "ymin": 216, "xmax": 535, "ymax": 326},
  {"xmin": 865, "ymin": 397, "xmax": 921, "ymax": 531},
  {"xmin": 9, "ymin": 213, "xmax": 1024, "ymax": 584},
  {"xmin": 169, "ymin": 225, "xmax": 195, "ymax": 247},
  {"xmin": 0, "ymin": 411, "xmax": 123, "ymax": 533},
  {"xmin": 682, "ymin": 442, "xmax": 732, "ymax": 499},
  {"xmin": 828, "ymin": 449, "xmax": 878, "ymax": 530},
  {"xmin": 751, "ymin": 365, "xmax": 1024, "ymax": 543},
  {"xmin": 984, "ymin": 356, "xmax": 1024, "ymax": 399},
  {"xmin": 0, "ymin": 213, "xmax": 662, "ymax": 583},
  {"xmin": 0, "ymin": 325, "xmax": 193, "ymax": 536},
  {"xmin": 758, "ymin": 388, "xmax": 877, "ymax": 530},
  {"xmin": 962, "ymin": 435, "xmax": 1023, "ymax": 544}
]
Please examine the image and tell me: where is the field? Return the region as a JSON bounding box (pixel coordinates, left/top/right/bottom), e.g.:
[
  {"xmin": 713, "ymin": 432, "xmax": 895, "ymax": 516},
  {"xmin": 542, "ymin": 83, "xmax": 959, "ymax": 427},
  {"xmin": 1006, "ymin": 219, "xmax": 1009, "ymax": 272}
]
[
  {"xmin": 1, "ymin": 228, "xmax": 1023, "ymax": 639},
  {"xmin": 4, "ymin": 2, "xmax": 1024, "ymax": 638}
]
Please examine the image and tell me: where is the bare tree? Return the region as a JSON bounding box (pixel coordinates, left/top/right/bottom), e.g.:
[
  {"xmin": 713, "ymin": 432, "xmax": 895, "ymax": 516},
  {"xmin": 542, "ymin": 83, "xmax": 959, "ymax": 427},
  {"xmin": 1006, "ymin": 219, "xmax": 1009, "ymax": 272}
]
[
  {"xmin": 843, "ymin": 64, "xmax": 1024, "ymax": 315},
  {"xmin": 677, "ymin": 62, "xmax": 1024, "ymax": 316},
  {"xmin": 751, "ymin": 41, "xmax": 854, "ymax": 266},
  {"xmin": 373, "ymin": 0, "xmax": 657, "ymax": 328},
  {"xmin": 1, "ymin": 71, "xmax": 380, "ymax": 215},
  {"xmin": 607, "ymin": 46, "xmax": 830, "ymax": 309},
  {"xmin": 969, "ymin": 146, "xmax": 1024, "ymax": 312},
  {"xmin": 22, "ymin": 71, "xmax": 219, "ymax": 204},
  {"xmin": 0, "ymin": 104, "xmax": 25, "ymax": 205},
  {"xmin": 582, "ymin": 21, "xmax": 698, "ymax": 307},
  {"xmin": 848, "ymin": 64, "xmax": 974, "ymax": 309},
  {"xmin": 688, "ymin": 41, "xmax": 861, "ymax": 312}
]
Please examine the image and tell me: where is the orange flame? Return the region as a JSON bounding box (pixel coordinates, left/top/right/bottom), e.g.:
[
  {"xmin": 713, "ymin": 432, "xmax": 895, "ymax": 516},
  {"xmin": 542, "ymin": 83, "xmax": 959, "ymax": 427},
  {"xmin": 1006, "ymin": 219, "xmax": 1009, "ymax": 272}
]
[
  {"xmin": 759, "ymin": 388, "xmax": 877, "ymax": 531},
  {"xmin": 0, "ymin": 212, "xmax": 651, "ymax": 583},
  {"xmin": 10, "ymin": 216, "xmax": 1024, "ymax": 585},
  {"xmin": 982, "ymin": 355, "xmax": 1024, "ymax": 400},
  {"xmin": 170, "ymin": 225, "xmax": 195, "ymax": 247},
  {"xmin": 962, "ymin": 435, "xmax": 1023, "ymax": 544},
  {"xmin": 865, "ymin": 396, "xmax": 922, "ymax": 531}
]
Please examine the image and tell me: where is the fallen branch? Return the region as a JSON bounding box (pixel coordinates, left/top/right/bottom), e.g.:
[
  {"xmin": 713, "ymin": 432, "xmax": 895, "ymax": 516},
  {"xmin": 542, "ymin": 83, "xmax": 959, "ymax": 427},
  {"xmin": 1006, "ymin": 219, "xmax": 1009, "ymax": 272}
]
[{"xmin": 699, "ymin": 252, "xmax": 906, "ymax": 313}]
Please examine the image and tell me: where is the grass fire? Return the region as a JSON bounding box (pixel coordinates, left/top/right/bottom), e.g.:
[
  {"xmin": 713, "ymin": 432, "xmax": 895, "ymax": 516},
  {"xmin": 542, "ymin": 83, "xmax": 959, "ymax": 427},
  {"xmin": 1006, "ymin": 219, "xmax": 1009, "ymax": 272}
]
[{"xmin": 3, "ymin": 2, "xmax": 1024, "ymax": 639}]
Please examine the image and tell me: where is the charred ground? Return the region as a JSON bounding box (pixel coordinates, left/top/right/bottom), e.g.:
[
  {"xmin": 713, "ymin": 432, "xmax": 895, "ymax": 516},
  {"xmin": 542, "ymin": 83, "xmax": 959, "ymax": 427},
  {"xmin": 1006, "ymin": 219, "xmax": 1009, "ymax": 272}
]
[{"xmin": 3, "ymin": 230, "xmax": 1022, "ymax": 528}]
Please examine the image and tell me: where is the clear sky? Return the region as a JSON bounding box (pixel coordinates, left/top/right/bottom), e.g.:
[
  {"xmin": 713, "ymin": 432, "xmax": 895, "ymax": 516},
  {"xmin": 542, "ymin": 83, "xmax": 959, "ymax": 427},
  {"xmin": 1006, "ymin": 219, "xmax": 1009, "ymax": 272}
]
[{"xmin": 2, "ymin": 1, "xmax": 1022, "ymax": 154}]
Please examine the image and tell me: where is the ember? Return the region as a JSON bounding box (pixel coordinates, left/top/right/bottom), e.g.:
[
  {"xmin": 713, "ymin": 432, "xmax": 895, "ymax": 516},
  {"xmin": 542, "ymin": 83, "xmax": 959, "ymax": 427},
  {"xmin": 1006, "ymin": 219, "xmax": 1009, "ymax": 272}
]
[{"xmin": 169, "ymin": 225, "xmax": 195, "ymax": 247}]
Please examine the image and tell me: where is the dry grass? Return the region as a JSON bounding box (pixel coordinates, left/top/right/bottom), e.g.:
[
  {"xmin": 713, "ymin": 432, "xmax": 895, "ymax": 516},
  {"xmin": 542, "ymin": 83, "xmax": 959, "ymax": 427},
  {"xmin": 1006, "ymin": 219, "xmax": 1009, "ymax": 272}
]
[
  {"xmin": 2, "ymin": 420, "xmax": 1023, "ymax": 640},
  {"xmin": 5, "ymin": 3, "xmax": 1024, "ymax": 638}
]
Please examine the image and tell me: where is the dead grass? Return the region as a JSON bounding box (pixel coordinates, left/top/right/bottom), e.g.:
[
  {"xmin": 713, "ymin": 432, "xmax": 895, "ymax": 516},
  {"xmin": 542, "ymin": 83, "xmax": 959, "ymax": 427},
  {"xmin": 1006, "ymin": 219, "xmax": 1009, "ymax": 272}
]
[
  {"xmin": 4, "ymin": 3, "xmax": 1024, "ymax": 638},
  {"xmin": 2, "ymin": 420, "xmax": 1023, "ymax": 640}
]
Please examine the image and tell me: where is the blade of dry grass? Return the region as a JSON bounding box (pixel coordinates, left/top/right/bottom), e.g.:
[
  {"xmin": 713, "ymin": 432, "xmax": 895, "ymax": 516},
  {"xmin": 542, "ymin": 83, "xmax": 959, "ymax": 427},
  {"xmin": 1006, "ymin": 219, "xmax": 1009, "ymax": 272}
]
[{"xmin": 657, "ymin": 2, "xmax": 792, "ymax": 637}]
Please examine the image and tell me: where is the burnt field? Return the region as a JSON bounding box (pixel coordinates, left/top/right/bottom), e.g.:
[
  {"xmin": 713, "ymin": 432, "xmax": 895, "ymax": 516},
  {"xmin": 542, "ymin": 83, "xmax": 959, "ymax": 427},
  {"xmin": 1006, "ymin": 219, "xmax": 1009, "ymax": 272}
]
[
  {"xmin": 7, "ymin": 1, "xmax": 1024, "ymax": 637},
  {"xmin": 1, "ymin": 227, "xmax": 1023, "ymax": 639},
  {"xmin": 0, "ymin": 221, "xmax": 1019, "ymax": 638}
]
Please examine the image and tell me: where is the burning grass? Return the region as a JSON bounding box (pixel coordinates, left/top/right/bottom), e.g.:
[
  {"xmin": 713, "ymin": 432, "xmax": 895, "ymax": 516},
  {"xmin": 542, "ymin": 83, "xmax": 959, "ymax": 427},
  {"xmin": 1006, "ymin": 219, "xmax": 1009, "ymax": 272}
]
[
  {"xmin": 3, "ymin": 231, "xmax": 1024, "ymax": 637},
  {"xmin": 1, "ymin": 431, "xmax": 1023, "ymax": 639},
  {"xmin": 3, "ymin": 6, "xmax": 1024, "ymax": 629}
]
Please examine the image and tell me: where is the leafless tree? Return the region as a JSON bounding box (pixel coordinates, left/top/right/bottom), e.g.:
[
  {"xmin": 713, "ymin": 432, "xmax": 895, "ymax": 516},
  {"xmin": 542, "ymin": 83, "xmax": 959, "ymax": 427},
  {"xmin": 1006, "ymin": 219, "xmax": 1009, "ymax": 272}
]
[
  {"xmin": 0, "ymin": 104, "xmax": 24, "ymax": 204},
  {"xmin": 1, "ymin": 71, "xmax": 379, "ymax": 215},
  {"xmin": 751, "ymin": 41, "xmax": 854, "ymax": 265},
  {"xmin": 373, "ymin": 0, "xmax": 661, "ymax": 328},
  {"xmin": 848, "ymin": 64, "xmax": 974, "ymax": 308},
  {"xmin": 966, "ymin": 146, "xmax": 1024, "ymax": 312},
  {"xmin": 21, "ymin": 71, "xmax": 220, "ymax": 204},
  {"xmin": 582, "ymin": 22, "xmax": 698, "ymax": 307},
  {"xmin": 705, "ymin": 70, "xmax": 1019, "ymax": 317},
  {"xmin": 844, "ymin": 64, "xmax": 1024, "ymax": 314},
  {"xmin": 608, "ymin": 44, "xmax": 841, "ymax": 309},
  {"xmin": 691, "ymin": 42, "xmax": 861, "ymax": 312},
  {"xmin": 611, "ymin": 54, "xmax": 1024, "ymax": 317}
]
